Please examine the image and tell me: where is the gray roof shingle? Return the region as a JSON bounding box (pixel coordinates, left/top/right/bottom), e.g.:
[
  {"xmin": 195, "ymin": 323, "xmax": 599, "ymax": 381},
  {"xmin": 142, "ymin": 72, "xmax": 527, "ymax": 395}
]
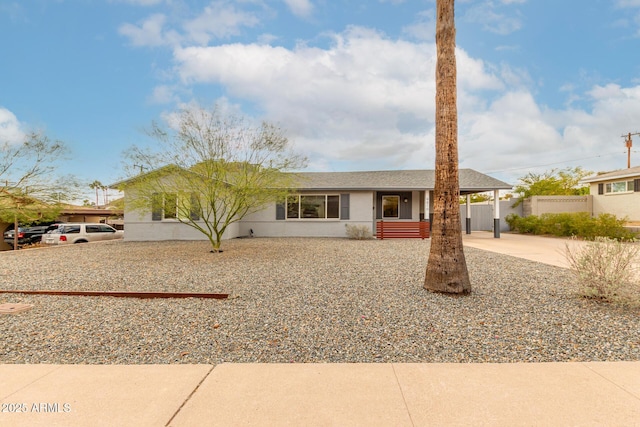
[
  {"xmin": 291, "ymin": 169, "xmax": 512, "ymax": 192},
  {"xmin": 582, "ymin": 166, "xmax": 640, "ymax": 183}
]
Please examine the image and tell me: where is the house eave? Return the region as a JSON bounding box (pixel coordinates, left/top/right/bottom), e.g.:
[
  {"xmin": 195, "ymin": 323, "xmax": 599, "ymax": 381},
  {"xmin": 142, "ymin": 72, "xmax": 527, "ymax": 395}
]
[{"xmin": 581, "ymin": 166, "xmax": 640, "ymax": 184}]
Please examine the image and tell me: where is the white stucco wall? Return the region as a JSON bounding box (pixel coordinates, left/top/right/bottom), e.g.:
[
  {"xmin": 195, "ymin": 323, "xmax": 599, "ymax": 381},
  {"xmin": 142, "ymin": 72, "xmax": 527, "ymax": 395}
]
[
  {"xmin": 590, "ymin": 183, "xmax": 640, "ymax": 221},
  {"xmin": 239, "ymin": 191, "xmax": 375, "ymax": 238},
  {"xmin": 123, "ymin": 197, "xmax": 240, "ymax": 241}
]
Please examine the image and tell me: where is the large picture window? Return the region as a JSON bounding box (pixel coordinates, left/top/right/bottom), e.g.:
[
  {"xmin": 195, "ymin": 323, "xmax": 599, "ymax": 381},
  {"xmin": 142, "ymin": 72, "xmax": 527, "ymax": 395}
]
[
  {"xmin": 286, "ymin": 194, "xmax": 339, "ymax": 219},
  {"xmin": 382, "ymin": 195, "xmax": 399, "ymax": 219}
]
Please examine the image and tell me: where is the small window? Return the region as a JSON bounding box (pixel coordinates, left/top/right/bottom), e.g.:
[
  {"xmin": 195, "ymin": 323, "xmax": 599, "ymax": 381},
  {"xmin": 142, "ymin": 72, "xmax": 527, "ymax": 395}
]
[
  {"xmin": 382, "ymin": 196, "xmax": 399, "ymax": 219},
  {"xmin": 98, "ymin": 225, "xmax": 115, "ymax": 233}
]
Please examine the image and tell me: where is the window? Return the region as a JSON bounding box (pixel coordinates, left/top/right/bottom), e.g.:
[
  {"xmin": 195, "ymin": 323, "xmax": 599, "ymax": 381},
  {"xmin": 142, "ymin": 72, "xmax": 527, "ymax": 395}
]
[
  {"xmin": 382, "ymin": 195, "xmax": 399, "ymax": 219},
  {"xmin": 151, "ymin": 193, "xmax": 178, "ymax": 221},
  {"xmin": 285, "ymin": 194, "xmax": 340, "ymax": 219},
  {"xmin": 287, "ymin": 195, "xmax": 300, "ymax": 218},
  {"xmin": 164, "ymin": 193, "xmax": 178, "ymax": 219},
  {"xmin": 86, "ymin": 225, "xmax": 100, "ymax": 233},
  {"xmin": 98, "ymin": 225, "xmax": 116, "ymax": 233},
  {"xmin": 60, "ymin": 225, "xmax": 80, "ymax": 234},
  {"xmin": 604, "ymin": 181, "xmax": 634, "ymax": 194}
]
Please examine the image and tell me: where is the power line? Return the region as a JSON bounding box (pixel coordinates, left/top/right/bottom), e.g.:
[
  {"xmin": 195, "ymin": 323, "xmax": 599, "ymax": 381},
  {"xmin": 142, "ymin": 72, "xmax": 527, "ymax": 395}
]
[{"xmin": 484, "ymin": 151, "xmax": 625, "ymax": 175}]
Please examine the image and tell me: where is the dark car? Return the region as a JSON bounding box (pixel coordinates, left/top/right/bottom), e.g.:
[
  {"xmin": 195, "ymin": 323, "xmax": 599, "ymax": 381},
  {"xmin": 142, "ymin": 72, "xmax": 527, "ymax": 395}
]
[{"xmin": 3, "ymin": 224, "xmax": 61, "ymax": 248}]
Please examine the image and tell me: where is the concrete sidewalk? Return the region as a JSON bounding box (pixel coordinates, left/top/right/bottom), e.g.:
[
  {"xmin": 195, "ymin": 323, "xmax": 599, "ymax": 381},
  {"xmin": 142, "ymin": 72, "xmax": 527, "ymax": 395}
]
[
  {"xmin": 1, "ymin": 362, "xmax": 640, "ymax": 426},
  {"xmin": 2, "ymin": 233, "xmax": 640, "ymax": 426}
]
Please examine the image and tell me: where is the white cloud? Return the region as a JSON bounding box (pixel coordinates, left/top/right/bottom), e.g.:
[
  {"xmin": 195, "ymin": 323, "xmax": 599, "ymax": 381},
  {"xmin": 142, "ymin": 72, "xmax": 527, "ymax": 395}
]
[
  {"xmin": 617, "ymin": 0, "xmax": 640, "ymax": 7},
  {"xmin": 118, "ymin": 14, "xmax": 177, "ymax": 47},
  {"xmin": 379, "ymin": 0, "xmax": 407, "ymax": 4},
  {"xmin": 460, "ymin": 91, "xmax": 563, "ymax": 173},
  {"xmin": 402, "ymin": 9, "xmax": 436, "ymax": 41},
  {"xmin": 182, "ymin": 2, "xmax": 260, "ymax": 45},
  {"xmin": 0, "ymin": 107, "xmax": 25, "ymax": 144},
  {"xmin": 119, "ymin": 2, "xmax": 261, "ymax": 48},
  {"xmin": 463, "ymin": 1, "xmax": 523, "ymax": 35},
  {"xmin": 152, "ymin": 24, "xmax": 640, "ymax": 180},
  {"xmin": 172, "ymin": 26, "xmax": 507, "ymax": 169},
  {"xmin": 148, "ymin": 85, "xmax": 180, "ymax": 105},
  {"xmin": 464, "ymin": 83, "xmax": 640, "ymax": 181},
  {"xmin": 282, "ymin": 0, "xmax": 314, "ymax": 18},
  {"xmin": 116, "ymin": 0, "xmax": 164, "ymax": 5}
]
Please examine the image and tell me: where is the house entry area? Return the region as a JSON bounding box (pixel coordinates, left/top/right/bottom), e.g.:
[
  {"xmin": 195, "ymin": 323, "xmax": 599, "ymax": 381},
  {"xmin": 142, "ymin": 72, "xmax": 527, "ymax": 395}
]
[{"xmin": 375, "ymin": 191, "xmax": 429, "ymax": 239}]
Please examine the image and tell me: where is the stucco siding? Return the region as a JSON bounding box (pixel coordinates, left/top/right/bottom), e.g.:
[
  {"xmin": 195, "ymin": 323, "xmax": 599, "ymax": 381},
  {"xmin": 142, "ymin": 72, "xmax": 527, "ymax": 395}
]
[
  {"xmin": 123, "ymin": 195, "xmax": 240, "ymax": 241},
  {"xmin": 522, "ymin": 195, "xmax": 592, "ymax": 217},
  {"xmin": 592, "ymin": 192, "xmax": 640, "ymax": 221},
  {"xmin": 123, "ymin": 220, "xmax": 240, "ymax": 241}
]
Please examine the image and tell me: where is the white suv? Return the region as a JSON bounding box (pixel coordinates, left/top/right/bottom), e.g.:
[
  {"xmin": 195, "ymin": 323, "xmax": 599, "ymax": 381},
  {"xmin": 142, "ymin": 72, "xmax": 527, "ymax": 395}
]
[{"xmin": 43, "ymin": 223, "xmax": 124, "ymax": 245}]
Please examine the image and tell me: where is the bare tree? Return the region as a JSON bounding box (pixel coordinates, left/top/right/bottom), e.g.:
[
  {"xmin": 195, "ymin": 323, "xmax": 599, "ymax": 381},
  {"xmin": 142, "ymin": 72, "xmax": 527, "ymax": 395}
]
[
  {"xmin": 424, "ymin": 0, "xmax": 471, "ymax": 294},
  {"xmin": 120, "ymin": 103, "xmax": 307, "ymax": 252},
  {"xmin": 1, "ymin": 132, "xmax": 77, "ymax": 249}
]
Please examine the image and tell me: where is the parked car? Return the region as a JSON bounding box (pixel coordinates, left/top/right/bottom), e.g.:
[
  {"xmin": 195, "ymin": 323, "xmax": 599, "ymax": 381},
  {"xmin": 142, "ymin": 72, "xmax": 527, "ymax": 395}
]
[
  {"xmin": 3, "ymin": 224, "xmax": 61, "ymax": 247},
  {"xmin": 43, "ymin": 223, "xmax": 124, "ymax": 245}
]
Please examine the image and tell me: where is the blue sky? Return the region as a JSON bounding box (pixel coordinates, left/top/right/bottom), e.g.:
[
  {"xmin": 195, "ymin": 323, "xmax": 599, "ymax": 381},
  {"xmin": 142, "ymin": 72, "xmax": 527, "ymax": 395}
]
[{"xmin": 2, "ymin": 0, "xmax": 640, "ymax": 199}]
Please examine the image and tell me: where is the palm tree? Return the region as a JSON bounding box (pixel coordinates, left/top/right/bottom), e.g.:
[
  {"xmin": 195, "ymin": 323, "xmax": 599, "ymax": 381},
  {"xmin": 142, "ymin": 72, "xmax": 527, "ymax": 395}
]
[
  {"xmin": 424, "ymin": 0, "xmax": 471, "ymax": 294},
  {"xmin": 89, "ymin": 180, "xmax": 102, "ymax": 207}
]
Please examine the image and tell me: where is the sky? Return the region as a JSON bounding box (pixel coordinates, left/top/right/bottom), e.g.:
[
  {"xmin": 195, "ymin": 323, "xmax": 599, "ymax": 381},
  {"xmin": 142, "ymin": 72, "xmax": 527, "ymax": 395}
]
[{"xmin": 2, "ymin": 0, "xmax": 640, "ymax": 199}]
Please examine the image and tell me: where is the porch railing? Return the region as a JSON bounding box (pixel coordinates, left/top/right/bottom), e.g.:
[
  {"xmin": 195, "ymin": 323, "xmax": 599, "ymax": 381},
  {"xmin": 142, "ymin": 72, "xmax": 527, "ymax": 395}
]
[{"xmin": 376, "ymin": 221, "xmax": 430, "ymax": 239}]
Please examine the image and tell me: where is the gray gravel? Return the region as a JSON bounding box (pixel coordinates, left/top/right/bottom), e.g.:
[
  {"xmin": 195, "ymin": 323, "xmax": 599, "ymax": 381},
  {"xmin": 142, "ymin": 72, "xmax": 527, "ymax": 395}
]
[{"xmin": 1, "ymin": 238, "xmax": 639, "ymax": 364}]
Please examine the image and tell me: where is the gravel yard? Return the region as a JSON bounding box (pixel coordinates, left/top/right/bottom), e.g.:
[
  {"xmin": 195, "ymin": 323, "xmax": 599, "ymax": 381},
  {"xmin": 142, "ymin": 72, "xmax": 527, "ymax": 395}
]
[{"xmin": 1, "ymin": 238, "xmax": 639, "ymax": 364}]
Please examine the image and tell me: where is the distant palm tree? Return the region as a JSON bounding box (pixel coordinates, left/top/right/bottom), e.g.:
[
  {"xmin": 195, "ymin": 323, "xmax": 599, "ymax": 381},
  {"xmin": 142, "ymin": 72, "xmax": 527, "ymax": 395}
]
[
  {"xmin": 424, "ymin": 0, "xmax": 471, "ymax": 294},
  {"xmin": 89, "ymin": 180, "xmax": 102, "ymax": 207},
  {"xmin": 102, "ymin": 185, "xmax": 109, "ymax": 206}
]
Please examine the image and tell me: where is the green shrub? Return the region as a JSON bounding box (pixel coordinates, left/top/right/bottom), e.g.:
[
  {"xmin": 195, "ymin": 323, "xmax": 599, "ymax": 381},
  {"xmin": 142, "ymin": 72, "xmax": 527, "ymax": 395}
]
[
  {"xmin": 506, "ymin": 212, "xmax": 637, "ymax": 241},
  {"xmin": 345, "ymin": 224, "xmax": 373, "ymax": 240},
  {"xmin": 506, "ymin": 214, "xmax": 542, "ymax": 234},
  {"xmin": 564, "ymin": 237, "xmax": 640, "ymax": 305}
]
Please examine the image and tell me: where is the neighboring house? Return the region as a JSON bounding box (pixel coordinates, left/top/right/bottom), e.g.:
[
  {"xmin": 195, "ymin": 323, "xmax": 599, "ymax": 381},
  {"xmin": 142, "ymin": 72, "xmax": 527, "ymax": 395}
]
[
  {"xmin": 55, "ymin": 206, "xmax": 124, "ymax": 229},
  {"xmin": 582, "ymin": 166, "xmax": 640, "ymax": 222},
  {"xmin": 117, "ymin": 169, "xmax": 511, "ymax": 241}
]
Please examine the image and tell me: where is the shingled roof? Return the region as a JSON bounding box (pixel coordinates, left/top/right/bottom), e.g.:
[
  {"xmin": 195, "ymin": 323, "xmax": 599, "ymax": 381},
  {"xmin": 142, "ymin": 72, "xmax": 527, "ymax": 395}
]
[
  {"xmin": 291, "ymin": 169, "xmax": 512, "ymax": 193},
  {"xmin": 582, "ymin": 165, "xmax": 640, "ymax": 183}
]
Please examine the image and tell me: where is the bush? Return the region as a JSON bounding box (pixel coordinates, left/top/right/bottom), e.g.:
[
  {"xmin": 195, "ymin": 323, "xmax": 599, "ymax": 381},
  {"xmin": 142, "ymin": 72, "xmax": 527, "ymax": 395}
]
[
  {"xmin": 506, "ymin": 213, "xmax": 542, "ymax": 234},
  {"xmin": 345, "ymin": 224, "xmax": 373, "ymax": 240},
  {"xmin": 506, "ymin": 212, "xmax": 637, "ymax": 241},
  {"xmin": 564, "ymin": 237, "xmax": 640, "ymax": 305}
]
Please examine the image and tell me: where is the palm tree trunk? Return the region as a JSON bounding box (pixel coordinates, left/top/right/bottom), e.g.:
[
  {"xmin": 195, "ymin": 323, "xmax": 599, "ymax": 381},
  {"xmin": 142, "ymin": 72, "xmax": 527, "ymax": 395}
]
[{"xmin": 424, "ymin": 0, "xmax": 471, "ymax": 294}]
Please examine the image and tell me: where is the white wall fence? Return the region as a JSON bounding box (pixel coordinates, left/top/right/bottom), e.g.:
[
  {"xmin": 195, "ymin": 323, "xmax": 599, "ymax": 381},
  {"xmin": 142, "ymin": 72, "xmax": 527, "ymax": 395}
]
[
  {"xmin": 459, "ymin": 201, "xmax": 522, "ymax": 232},
  {"xmin": 522, "ymin": 195, "xmax": 592, "ymax": 217}
]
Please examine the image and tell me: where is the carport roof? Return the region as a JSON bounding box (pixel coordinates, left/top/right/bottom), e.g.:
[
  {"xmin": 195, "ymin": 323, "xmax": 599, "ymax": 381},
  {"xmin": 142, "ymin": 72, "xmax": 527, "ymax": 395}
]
[{"xmin": 291, "ymin": 169, "xmax": 512, "ymax": 193}]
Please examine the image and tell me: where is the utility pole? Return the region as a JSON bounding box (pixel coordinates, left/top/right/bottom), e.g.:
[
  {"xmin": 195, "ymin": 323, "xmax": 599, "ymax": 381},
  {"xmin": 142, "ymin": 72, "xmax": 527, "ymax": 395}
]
[
  {"xmin": 622, "ymin": 132, "xmax": 639, "ymax": 168},
  {"xmin": 133, "ymin": 164, "xmax": 147, "ymax": 174}
]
